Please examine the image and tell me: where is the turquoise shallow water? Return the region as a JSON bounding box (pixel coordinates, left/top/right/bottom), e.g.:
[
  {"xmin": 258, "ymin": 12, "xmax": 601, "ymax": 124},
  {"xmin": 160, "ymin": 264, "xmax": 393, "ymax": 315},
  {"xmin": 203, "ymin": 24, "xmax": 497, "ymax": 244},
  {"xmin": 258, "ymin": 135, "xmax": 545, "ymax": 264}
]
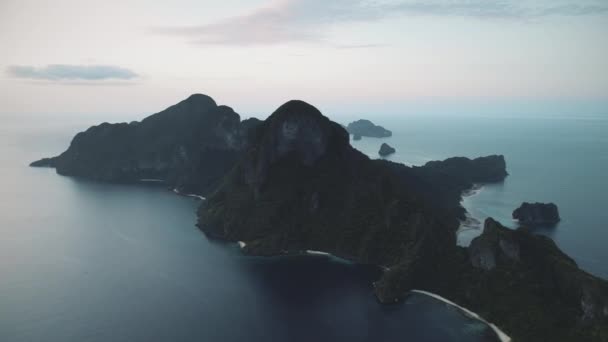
[
  {"xmin": 349, "ymin": 114, "xmax": 608, "ymax": 279},
  {"xmin": 0, "ymin": 116, "xmax": 501, "ymax": 342}
]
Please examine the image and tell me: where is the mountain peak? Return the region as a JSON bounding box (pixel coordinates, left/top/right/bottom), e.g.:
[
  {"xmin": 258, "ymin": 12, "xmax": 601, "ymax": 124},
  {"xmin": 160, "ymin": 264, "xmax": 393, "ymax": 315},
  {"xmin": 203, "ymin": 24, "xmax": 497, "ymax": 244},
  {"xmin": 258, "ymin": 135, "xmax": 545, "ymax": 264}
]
[
  {"xmin": 253, "ymin": 100, "xmax": 349, "ymax": 168},
  {"xmin": 181, "ymin": 93, "xmax": 217, "ymax": 107},
  {"xmin": 272, "ymin": 100, "xmax": 322, "ymax": 116}
]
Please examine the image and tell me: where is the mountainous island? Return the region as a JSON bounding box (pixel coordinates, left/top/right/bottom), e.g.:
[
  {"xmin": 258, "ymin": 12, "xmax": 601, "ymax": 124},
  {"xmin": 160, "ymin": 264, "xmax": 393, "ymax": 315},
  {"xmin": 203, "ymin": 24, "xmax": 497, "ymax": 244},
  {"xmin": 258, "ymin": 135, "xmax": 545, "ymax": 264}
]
[{"xmin": 31, "ymin": 94, "xmax": 608, "ymax": 342}]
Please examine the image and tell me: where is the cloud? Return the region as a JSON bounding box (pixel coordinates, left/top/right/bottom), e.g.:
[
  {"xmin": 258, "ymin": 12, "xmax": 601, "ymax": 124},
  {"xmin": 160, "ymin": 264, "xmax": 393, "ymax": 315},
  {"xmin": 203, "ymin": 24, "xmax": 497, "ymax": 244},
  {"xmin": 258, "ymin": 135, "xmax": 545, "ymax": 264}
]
[
  {"xmin": 7, "ymin": 64, "xmax": 138, "ymax": 81},
  {"xmin": 390, "ymin": 1, "xmax": 608, "ymax": 19},
  {"xmin": 333, "ymin": 43, "xmax": 389, "ymax": 49},
  {"xmin": 155, "ymin": 0, "xmax": 608, "ymax": 46},
  {"xmin": 154, "ymin": 0, "xmax": 378, "ymax": 46}
]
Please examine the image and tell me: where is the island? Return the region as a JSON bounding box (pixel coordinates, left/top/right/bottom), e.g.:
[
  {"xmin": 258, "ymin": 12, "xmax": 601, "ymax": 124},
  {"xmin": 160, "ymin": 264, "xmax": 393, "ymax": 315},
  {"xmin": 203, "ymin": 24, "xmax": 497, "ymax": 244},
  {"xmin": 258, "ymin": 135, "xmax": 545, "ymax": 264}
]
[
  {"xmin": 513, "ymin": 202, "xmax": 561, "ymax": 225},
  {"xmin": 346, "ymin": 119, "xmax": 392, "ymax": 138},
  {"xmin": 31, "ymin": 95, "xmax": 608, "ymax": 342},
  {"xmin": 379, "ymin": 143, "xmax": 396, "ymax": 156}
]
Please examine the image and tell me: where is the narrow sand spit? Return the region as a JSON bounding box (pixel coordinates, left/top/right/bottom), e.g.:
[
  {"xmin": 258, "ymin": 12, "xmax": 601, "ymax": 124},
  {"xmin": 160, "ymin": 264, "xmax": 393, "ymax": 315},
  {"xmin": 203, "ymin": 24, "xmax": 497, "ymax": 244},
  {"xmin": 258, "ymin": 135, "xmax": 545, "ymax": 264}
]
[
  {"xmin": 411, "ymin": 290, "xmax": 511, "ymax": 342},
  {"xmin": 172, "ymin": 188, "xmax": 205, "ymax": 200}
]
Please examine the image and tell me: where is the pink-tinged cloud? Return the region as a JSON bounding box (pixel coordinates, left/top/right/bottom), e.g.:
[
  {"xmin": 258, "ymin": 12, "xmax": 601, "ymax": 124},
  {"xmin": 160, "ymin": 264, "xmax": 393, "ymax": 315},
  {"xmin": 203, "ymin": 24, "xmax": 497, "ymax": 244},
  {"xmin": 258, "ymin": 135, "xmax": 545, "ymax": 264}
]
[{"xmin": 155, "ymin": 0, "xmax": 608, "ymax": 46}]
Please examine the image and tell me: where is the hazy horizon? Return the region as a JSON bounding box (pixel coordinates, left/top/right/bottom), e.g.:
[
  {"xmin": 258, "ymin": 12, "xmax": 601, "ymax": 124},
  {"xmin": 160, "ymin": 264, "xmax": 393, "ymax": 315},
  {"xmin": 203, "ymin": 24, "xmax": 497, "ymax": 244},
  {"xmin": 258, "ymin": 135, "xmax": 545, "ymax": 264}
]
[{"xmin": 1, "ymin": 0, "xmax": 607, "ymax": 118}]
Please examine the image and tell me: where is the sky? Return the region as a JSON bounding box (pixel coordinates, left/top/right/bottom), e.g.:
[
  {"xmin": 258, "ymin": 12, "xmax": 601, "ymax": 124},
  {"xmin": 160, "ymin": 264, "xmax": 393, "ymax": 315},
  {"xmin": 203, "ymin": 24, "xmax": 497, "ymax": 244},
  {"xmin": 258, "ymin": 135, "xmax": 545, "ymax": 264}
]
[{"xmin": 1, "ymin": 0, "xmax": 607, "ymax": 119}]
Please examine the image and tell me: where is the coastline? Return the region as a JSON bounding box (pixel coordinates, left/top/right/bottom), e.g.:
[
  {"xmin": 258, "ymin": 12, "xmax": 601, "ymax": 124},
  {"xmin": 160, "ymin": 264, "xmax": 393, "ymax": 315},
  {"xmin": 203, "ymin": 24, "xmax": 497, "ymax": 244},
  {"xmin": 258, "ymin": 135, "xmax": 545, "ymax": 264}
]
[
  {"xmin": 235, "ymin": 241, "xmax": 511, "ymax": 341},
  {"xmin": 172, "ymin": 188, "xmax": 206, "ymax": 200},
  {"xmin": 236, "ymin": 242, "xmax": 352, "ymax": 261},
  {"xmin": 457, "ymin": 184, "xmax": 485, "ymax": 246},
  {"xmin": 138, "ymin": 178, "xmax": 165, "ymax": 183},
  {"xmin": 410, "ymin": 290, "xmax": 511, "ymax": 342},
  {"xmin": 305, "ymin": 250, "xmax": 331, "ymax": 256}
]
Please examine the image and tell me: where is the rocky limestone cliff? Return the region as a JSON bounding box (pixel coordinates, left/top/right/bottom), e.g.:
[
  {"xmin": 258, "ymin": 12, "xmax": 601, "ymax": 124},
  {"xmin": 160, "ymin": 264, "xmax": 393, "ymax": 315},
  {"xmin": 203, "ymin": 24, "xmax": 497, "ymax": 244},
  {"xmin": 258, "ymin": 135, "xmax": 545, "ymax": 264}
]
[{"xmin": 30, "ymin": 94, "xmax": 261, "ymax": 195}]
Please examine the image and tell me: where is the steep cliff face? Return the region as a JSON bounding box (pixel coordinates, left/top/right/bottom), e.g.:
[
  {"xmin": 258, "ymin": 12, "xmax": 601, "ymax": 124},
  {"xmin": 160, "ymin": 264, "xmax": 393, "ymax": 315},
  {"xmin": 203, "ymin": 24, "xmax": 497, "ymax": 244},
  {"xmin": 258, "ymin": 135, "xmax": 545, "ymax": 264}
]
[{"xmin": 30, "ymin": 94, "xmax": 260, "ymax": 195}]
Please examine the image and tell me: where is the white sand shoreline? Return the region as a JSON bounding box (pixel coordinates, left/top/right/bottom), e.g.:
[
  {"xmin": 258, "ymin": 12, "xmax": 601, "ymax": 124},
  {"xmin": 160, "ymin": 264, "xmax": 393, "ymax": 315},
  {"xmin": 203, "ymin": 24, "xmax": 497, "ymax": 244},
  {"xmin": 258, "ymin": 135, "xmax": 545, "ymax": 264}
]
[
  {"xmin": 462, "ymin": 183, "xmax": 483, "ymax": 197},
  {"xmin": 232, "ymin": 241, "xmax": 511, "ymax": 341},
  {"xmin": 411, "ymin": 290, "xmax": 511, "ymax": 342},
  {"xmin": 305, "ymin": 250, "xmax": 331, "ymax": 256},
  {"xmin": 172, "ymin": 188, "xmax": 206, "ymax": 200},
  {"xmin": 457, "ymin": 184, "xmax": 485, "ymax": 244}
]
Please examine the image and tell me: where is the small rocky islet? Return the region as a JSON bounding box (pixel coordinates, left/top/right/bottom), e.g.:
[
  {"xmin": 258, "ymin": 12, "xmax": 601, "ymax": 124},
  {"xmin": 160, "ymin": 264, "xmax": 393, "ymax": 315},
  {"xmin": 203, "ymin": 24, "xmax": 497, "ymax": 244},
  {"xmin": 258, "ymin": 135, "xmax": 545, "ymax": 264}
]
[
  {"xmin": 378, "ymin": 143, "xmax": 396, "ymax": 156},
  {"xmin": 31, "ymin": 94, "xmax": 608, "ymax": 342},
  {"xmin": 513, "ymin": 202, "xmax": 561, "ymax": 225}
]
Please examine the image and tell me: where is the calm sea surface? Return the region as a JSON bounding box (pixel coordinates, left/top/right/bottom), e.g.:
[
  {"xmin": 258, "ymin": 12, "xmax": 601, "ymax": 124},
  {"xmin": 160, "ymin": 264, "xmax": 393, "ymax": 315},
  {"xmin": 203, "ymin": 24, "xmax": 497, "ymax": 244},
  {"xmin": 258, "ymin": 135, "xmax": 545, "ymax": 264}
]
[{"xmin": 2, "ymin": 112, "xmax": 606, "ymax": 341}]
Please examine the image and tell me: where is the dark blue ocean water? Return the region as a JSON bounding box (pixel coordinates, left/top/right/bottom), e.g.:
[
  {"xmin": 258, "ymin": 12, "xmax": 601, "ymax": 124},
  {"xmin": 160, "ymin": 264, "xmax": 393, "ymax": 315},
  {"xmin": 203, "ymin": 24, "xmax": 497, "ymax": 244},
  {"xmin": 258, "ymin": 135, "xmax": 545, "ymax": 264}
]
[{"xmin": 2, "ymin": 112, "xmax": 605, "ymax": 341}]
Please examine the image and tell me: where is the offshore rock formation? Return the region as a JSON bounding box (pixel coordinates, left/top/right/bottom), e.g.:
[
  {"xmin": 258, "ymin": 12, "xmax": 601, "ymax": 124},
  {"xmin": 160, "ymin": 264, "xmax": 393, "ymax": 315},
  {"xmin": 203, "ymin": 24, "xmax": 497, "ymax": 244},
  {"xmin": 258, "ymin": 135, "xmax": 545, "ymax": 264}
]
[
  {"xmin": 513, "ymin": 202, "xmax": 560, "ymax": 225},
  {"xmin": 346, "ymin": 119, "xmax": 392, "ymax": 138},
  {"xmin": 378, "ymin": 143, "xmax": 396, "ymax": 156},
  {"xmin": 198, "ymin": 100, "xmax": 607, "ymax": 341},
  {"xmin": 30, "ymin": 94, "xmax": 261, "ymax": 195}
]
